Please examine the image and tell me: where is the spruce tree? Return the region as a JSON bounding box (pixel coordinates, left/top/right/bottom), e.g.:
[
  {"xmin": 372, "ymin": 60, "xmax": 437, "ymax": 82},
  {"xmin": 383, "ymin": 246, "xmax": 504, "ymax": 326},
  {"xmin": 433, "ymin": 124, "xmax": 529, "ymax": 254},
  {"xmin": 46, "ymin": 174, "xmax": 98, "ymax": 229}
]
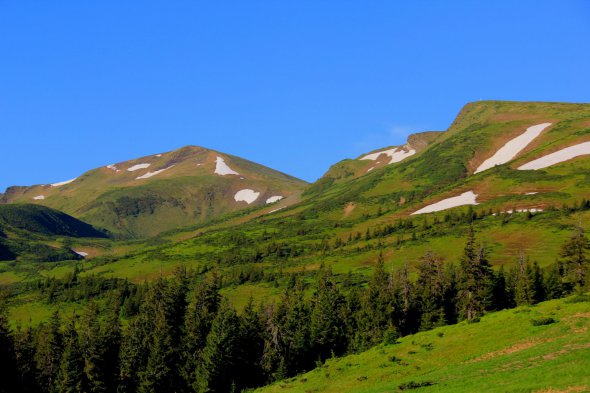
[
  {"xmin": 35, "ymin": 311, "xmax": 63, "ymax": 392},
  {"xmin": 309, "ymin": 266, "xmax": 346, "ymax": 362},
  {"xmin": 415, "ymin": 252, "xmax": 447, "ymax": 330},
  {"xmin": 560, "ymin": 226, "xmax": 590, "ymax": 289},
  {"xmin": 55, "ymin": 317, "xmax": 84, "ymax": 393},
  {"xmin": 0, "ymin": 297, "xmax": 18, "ymax": 393},
  {"xmin": 195, "ymin": 300, "xmax": 242, "ymax": 393},
  {"xmin": 80, "ymin": 302, "xmax": 107, "ymax": 393},
  {"xmin": 14, "ymin": 324, "xmax": 40, "ymax": 393},
  {"xmin": 457, "ymin": 227, "xmax": 493, "ymax": 321},
  {"xmin": 182, "ymin": 274, "xmax": 221, "ymax": 389},
  {"xmin": 236, "ymin": 297, "xmax": 265, "ymax": 389},
  {"xmin": 357, "ymin": 253, "xmax": 393, "ymax": 347},
  {"xmin": 391, "ymin": 263, "xmax": 418, "ymax": 336},
  {"xmin": 544, "ymin": 262, "xmax": 564, "ymax": 300}
]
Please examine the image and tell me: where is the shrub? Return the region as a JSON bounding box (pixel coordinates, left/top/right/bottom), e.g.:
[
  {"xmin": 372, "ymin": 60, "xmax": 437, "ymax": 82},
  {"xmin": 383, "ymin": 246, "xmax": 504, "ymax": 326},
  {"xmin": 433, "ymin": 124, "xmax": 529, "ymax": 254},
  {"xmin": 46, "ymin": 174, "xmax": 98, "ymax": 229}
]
[{"xmin": 530, "ymin": 317, "xmax": 556, "ymax": 326}]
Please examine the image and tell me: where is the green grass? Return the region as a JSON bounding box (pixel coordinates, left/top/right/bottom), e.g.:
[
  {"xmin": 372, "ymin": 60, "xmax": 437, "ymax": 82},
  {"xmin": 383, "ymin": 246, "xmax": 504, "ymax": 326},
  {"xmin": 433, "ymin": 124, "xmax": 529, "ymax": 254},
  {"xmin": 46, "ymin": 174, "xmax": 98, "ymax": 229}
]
[{"xmin": 257, "ymin": 296, "xmax": 590, "ymax": 393}]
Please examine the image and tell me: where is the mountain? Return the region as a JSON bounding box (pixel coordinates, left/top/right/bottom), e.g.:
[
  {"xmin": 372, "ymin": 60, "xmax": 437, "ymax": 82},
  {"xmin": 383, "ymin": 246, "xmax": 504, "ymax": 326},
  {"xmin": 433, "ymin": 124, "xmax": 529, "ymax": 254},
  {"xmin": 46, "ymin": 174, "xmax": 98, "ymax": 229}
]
[
  {"xmin": 305, "ymin": 101, "xmax": 590, "ymax": 218},
  {"xmin": 1, "ymin": 100, "xmax": 590, "ymax": 393},
  {"xmin": 1, "ymin": 146, "xmax": 308, "ymax": 237}
]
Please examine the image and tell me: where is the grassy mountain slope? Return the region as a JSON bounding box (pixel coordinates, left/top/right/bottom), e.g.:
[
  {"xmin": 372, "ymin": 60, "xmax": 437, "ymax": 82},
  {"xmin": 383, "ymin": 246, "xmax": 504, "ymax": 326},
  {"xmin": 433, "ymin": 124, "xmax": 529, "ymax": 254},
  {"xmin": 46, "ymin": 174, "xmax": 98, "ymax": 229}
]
[
  {"xmin": 257, "ymin": 296, "xmax": 590, "ymax": 393},
  {"xmin": 1, "ymin": 146, "xmax": 308, "ymax": 237},
  {"xmin": 47, "ymin": 102, "xmax": 588, "ymax": 283}
]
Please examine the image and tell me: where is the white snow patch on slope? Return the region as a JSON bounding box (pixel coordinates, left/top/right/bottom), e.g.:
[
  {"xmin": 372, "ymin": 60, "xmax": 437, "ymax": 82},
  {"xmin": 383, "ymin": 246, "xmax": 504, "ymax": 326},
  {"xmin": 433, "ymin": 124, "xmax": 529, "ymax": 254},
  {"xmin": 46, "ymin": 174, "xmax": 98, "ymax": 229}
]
[
  {"xmin": 475, "ymin": 123, "xmax": 552, "ymax": 174},
  {"xmin": 215, "ymin": 156, "xmax": 240, "ymax": 176},
  {"xmin": 266, "ymin": 196, "xmax": 284, "ymax": 204},
  {"xmin": 74, "ymin": 251, "xmax": 88, "ymax": 257},
  {"xmin": 33, "ymin": 195, "xmax": 46, "ymax": 200},
  {"xmin": 127, "ymin": 163, "xmax": 151, "ymax": 172},
  {"xmin": 234, "ymin": 189, "xmax": 260, "ymax": 204},
  {"xmin": 525, "ymin": 192, "xmax": 538, "ymax": 195},
  {"xmin": 155, "ymin": 154, "xmax": 162, "ymax": 157},
  {"xmin": 136, "ymin": 165, "xmax": 175, "ymax": 180},
  {"xmin": 518, "ymin": 141, "xmax": 590, "ymax": 170},
  {"xmin": 268, "ymin": 207, "xmax": 285, "ymax": 214},
  {"xmin": 411, "ymin": 191, "xmax": 479, "ymax": 215},
  {"xmin": 360, "ymin": 146, "xmax": 416, "ymax": 164},
  {"xmin": 106, "ymin": 164, "xmax": 120, "ymax": 172},
  {"xmin": 51, "ymin": 178, "xmax": 77, "ymax": 187}
]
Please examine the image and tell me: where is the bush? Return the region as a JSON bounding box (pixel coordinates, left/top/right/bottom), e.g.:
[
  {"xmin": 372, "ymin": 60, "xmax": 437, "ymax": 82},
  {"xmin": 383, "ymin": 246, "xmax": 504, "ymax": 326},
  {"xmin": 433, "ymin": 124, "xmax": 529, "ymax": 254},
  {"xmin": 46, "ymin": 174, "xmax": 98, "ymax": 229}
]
[
  {"xmin": 530, "ymin": 317, "xmax": 556, "ymax": 326},
  {"xmin": 398, "ymin": 380, "xmax": 435, "ymax": 390}
]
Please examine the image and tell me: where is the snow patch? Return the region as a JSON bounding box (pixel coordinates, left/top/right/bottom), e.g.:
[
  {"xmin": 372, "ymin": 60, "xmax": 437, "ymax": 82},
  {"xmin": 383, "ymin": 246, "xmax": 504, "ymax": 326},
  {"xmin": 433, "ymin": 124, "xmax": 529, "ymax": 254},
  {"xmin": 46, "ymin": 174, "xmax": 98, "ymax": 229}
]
[
  {"xmin": 266, "ymin": 196, "xmax": 284, "ymax": 204},
  {"xmin": 475, "ymin": 123, "xmax": 552, "ymax": 174},
  {"xmin": 33, "ymin": 195, "xmax": 45, "ymax": 200},
  {"xmin": 234, "ymin": 189, "xmax": 260, "ymax": 204},
  {"xmin": 74, "ymin": 251, "xmax": 88, "ymax": 257},
  {"xmin": 106, "ymin": 164, "xmax": 120, "ymax": 172},
  {"xmin": 51, "ymin": 178, "xmax": 76, "ymax": 187},
  {"xmin": 411, "ymin": 191, "xmax": 479, "ymax": 215},
  {"xmin": 360, "ymin": 146, "xmax": 416, "ymax": 165},
  {"xmin": 517, "ymin": 141, "xmax": 590, "ymax": 170},
  {"xmin": 493, "ymin": 208, "xmax": 543, "ymax": 216},
  {"xmin": 268, "ymin": 207, "xmax": 285, "ymax": 214},
  {"xmin": 155, "ymin": 154, "xmax": 162, "ymax": 157},
  {"xmin": 215, "ymin": 156, "xmax": 240, "ymax": 176},
  {"xmin": 136, "ymin": 165, "xmax": 175, "ymax": 180},
  {"xmin": 525, "ymin": 192, "xmax": 538, "ymax": 195},
  {"xmin": 127, "ymin": 163, "xmax": 151, "ymax": 172},
  {"xmin": 366, "ymin": 167, "xmax": 375, "ymax": 173}
]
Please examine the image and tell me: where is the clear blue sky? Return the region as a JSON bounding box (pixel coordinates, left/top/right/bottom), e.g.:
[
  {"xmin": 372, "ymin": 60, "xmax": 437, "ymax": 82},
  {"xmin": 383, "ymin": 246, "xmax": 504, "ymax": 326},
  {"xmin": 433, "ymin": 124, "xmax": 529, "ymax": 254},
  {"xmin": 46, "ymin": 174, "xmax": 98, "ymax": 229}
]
[{"xmin": 1, "ymin": 1, "xmax": 589, "ymax": 190}]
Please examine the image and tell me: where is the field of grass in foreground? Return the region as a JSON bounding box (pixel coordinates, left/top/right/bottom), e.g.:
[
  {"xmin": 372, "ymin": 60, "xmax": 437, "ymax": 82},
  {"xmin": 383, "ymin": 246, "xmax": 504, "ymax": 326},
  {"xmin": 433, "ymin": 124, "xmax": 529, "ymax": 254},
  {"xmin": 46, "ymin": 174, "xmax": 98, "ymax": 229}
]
[{"xmin": 257, "ymin": 296, "xmax": 590, "ymax": 393}]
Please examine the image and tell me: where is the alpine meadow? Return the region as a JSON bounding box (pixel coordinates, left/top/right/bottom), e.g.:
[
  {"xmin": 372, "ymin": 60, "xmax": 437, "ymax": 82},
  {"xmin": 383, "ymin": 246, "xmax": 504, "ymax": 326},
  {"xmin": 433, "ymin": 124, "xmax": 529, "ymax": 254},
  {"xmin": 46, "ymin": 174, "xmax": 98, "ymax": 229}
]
[{"xmin": 1, "ymin": 2, "xmax": 590, "ymax": 393}]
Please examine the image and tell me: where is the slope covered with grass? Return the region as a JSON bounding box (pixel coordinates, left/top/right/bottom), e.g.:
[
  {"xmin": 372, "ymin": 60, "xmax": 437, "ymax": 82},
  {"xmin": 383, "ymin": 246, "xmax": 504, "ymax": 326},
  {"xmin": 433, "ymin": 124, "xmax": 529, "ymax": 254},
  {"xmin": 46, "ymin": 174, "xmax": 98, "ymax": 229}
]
[{"xmin": 257, "ymin": 296, "xmax": 590, "ymax": 393}]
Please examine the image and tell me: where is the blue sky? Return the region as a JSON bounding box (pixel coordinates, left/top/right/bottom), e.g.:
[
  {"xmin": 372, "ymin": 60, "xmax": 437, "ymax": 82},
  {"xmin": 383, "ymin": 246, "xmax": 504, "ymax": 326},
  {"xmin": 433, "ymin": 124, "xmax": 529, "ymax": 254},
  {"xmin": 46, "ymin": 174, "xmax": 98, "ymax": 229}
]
[{"xmin": 1, "ymin": 1, "xmax": 589, "ymax": 190}]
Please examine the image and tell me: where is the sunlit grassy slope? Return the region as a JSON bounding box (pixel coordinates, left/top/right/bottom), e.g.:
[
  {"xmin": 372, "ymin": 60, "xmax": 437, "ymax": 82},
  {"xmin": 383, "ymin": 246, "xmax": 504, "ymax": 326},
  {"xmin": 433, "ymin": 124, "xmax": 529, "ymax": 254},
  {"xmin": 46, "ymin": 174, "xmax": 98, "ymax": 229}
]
[{"xmin": 257, "ymin": 296, "xmax": 590, "ymax": 393}]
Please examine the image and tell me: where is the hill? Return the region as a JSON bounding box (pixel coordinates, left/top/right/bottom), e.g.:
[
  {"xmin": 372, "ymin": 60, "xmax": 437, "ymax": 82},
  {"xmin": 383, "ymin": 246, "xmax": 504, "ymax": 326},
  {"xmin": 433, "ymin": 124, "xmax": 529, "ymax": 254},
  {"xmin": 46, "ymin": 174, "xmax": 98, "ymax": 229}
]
[
  {"xmin": 0, "ymin": 146, "xmax": 308, "ymax": 237},
  {"xmin": 0, "ymin": 204, "xmax": 107, "ymax": 264}
]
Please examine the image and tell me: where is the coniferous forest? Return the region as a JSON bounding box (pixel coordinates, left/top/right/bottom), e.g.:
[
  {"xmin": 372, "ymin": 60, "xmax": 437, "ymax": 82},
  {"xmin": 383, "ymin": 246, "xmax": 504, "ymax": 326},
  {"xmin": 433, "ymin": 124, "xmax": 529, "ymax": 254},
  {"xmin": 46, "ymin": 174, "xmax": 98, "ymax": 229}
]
[{"xmin": 0, "ymin": 225, "xmax": 588, "ymax": 393}]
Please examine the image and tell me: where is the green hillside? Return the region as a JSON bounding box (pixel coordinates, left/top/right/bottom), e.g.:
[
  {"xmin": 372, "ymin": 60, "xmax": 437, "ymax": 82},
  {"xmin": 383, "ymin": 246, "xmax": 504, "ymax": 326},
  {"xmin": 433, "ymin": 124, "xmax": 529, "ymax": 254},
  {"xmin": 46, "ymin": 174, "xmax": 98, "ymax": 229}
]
[{"xmin": 257, "ymin": 296, "xmax": 590, "ymax": 393}]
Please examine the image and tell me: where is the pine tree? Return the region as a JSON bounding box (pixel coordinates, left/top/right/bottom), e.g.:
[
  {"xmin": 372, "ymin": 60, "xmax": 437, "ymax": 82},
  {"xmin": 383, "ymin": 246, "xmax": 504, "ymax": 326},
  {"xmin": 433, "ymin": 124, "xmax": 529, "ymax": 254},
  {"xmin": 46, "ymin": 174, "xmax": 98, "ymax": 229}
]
[
  {"xmin": 391, "ymin": 263, "xmax": 418, "ymax": 336},
  {"xmin": 182, "ymin": 274, "xmax": 221, "ymax": 389},
  {"xmin": 236, "ymin": 297, "xmax": 265, "ymax": 389},
  {"xmin": 528, "ymin": 261, "xmax": 546, "ymax": 304},
  {"xmin": 457, "ymin": 227, "xmax": 493, "ymax": 321},
  {"xmin": 195, "ymin": 300, "xmax": 242, "ymax": 393},
  {"xmin": 14, "ymin": 324, "xmax": 40, "ymax": 393},
  {"xmin": 35, "ymin": 311, "xmax": 63, "ymax": 392},
  {"xmin": 309, "ymin": 266, "xmax": 346, "ymax": 362},
  {"xmin": 491, "ymin": 265, "xmax": 509, "ymax": 311},
  {"xmin": 514, "ymin": 252, "xmax": 533, "ymax": 306},
  {"xmin": 544, "ymin": 262, "xmax": 564, "ymax": 300},
  {"xmin": 0, "ymin": 297, "xmax": 18, "ymax": 393},
  {"xmin": 55, "ymin": 317, "xmax": 84, "ymax": 393},
  {"xmin": 560, "ymin": 226, "xmax": 590, "ymax": 289},
  {"xmin": 137, "ymin": 279, "xmax": 178, "ymax": 393},
  {"xmin": 137, "ymin": 307, "xmax": 175, "ymax": 393},
  {"xmin": 415, "ymin": 252, "xmax": 447, "ymax": 330},
  {"xmin": 356, "ymin": 253, "xmax": 393, "ymax": 348},
  {"xmin": 101, "ymin": 297, "xmax": 122, "ymax": 393},
  {"xmin": 80, "ymin": 302, "xmax": 107, "ymax": 393}
]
